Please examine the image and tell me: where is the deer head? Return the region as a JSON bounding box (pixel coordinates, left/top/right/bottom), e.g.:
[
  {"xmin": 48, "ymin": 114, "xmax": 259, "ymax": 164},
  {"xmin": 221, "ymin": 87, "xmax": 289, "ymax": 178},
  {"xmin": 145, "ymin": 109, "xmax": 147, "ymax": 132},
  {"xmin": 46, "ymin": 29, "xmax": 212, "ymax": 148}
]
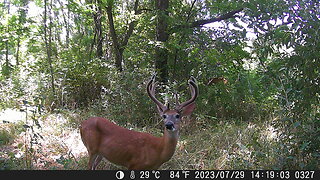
[{"xmin": 147, "ymin": 75, "xmax": 198, "ymax": 133}]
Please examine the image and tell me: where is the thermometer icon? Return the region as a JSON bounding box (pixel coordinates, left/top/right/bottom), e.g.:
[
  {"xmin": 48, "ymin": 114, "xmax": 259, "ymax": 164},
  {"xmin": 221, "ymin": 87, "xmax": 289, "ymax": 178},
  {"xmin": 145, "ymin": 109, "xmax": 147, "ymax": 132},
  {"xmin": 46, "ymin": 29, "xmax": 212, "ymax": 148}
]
[{"xmin": 130, "ymin": 170, "xmax": 135, "ymax": 179}]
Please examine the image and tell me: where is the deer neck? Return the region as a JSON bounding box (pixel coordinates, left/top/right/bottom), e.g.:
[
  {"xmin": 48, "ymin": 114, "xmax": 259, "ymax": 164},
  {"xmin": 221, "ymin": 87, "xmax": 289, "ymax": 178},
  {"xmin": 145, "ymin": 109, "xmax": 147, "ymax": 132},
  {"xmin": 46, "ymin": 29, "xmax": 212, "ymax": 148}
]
[{"xmin": 160, "ymin": 129, "xmax": 179, "ymax": 163}]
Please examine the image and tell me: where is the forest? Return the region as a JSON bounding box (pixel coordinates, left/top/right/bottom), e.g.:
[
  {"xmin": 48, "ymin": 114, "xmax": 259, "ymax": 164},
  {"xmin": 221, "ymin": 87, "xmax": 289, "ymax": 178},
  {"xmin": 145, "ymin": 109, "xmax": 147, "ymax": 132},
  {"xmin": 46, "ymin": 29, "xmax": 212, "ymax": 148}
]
[{"xmin": 0, "ymin": 0, "xmax": 319, "ymax": 170}]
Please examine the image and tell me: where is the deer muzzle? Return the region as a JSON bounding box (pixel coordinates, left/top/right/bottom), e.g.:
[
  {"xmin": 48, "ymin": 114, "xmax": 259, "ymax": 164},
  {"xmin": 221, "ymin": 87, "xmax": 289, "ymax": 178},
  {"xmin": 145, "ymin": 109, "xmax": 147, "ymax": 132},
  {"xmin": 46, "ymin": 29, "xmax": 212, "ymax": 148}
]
[{"xmin": 165, "ymin": 121, "xmax": 175, "ymax": 131}]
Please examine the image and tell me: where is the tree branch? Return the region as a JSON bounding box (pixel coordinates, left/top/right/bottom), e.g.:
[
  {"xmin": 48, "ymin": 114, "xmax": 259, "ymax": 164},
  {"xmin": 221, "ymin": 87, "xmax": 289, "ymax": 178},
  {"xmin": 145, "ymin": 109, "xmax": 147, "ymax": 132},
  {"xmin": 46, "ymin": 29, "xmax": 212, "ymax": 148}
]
[
  {"xmin": 185, "ymin": 0, "xmax": 197, "ymax": 23},
  {"xmin": 121, "ymin": 0, "xmax": 139, "ymax": 47},
  {"xmin": 106, "ymin": 5, "xmax": 120, "ymax": 51},
  {"xmin": 174, "ymin": 8, "xmax": 243, "ymax": 30},
  {"xmin": 191, "ymin": 8, "xmax": 243, "ymax": 27},
  {"xmin": 136, "ymin": 8, "xmax": 153, "ymax": 14}
]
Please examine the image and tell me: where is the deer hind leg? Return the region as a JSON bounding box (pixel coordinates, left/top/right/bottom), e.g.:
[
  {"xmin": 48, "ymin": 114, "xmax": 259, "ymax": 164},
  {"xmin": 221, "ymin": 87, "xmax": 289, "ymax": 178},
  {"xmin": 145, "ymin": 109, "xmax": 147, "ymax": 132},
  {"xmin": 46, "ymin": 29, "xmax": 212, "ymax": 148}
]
[
  {"xmin": 88, "ymin": 154, "xmax": 103, "ymax": 170},
  {"xmin": 92, "ymin": 155, "xmax": 103, "ymax": 170}
]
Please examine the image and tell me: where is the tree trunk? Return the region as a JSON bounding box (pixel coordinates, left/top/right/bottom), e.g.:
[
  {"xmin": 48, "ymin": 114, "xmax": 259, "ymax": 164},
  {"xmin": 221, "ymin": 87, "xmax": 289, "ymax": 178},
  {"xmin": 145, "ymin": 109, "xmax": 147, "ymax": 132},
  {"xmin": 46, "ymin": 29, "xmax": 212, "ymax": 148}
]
[
  {"xmin": 94, "ymin": 0, "xmax": 103, "ymax": 59},
  {"xmin": 16, "ymin": 0, "xmax": 28, "ymax": 66},
  {"xmin": 106, "ymin": 5, "xmax": 123, "ymax": 71},
  {"xmin": 106, "ymin": 0, "xmax": 140, "ymax": 72},
  {"xmin": 44, "ymin": 0, "xmax": 56, "ymax": 96},
  {"xmin": 3, "ymin": 0, "xmax": 10, "ymax": 76},
  {"xmin": 155, "ymin": 0, "xmax": 169, "ymax": 83},
  {"xmin": 16, "ymin": 39, "xmax": 20, "ymax": 66}
]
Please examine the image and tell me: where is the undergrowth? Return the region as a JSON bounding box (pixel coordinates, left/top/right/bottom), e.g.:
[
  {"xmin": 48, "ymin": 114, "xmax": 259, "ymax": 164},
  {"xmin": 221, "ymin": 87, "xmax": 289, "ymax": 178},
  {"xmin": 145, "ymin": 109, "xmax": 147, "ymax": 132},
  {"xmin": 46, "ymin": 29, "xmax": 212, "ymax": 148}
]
[{"xmin": 162, "ymin": 116, "xmax": 283, "ymax": 170}]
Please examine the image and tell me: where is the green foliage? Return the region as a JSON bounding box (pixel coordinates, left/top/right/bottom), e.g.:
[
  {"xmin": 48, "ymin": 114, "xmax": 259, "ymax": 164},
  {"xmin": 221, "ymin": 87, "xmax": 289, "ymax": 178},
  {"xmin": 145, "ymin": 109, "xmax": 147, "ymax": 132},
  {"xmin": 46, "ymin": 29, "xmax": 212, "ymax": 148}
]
[
  {"xmin": 98, "ymin": 68, "xmax": 157, "ymax": 127},
  {"xmin": 0, "ymin": 122, "xmax": 26, "ymax": 170},
  {"xmin": 249, "ymin": 0, "xmax": 320, "ymax": 169}
]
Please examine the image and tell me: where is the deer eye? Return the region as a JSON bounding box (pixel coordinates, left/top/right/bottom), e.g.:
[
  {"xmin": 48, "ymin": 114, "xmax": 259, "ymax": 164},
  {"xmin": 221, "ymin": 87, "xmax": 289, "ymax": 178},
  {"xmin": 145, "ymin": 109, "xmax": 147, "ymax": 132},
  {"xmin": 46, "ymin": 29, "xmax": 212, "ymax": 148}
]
[
  {"xmin": 175, "ymin": 114, "xmax": 180, "ymax": 119},
  {"xmin": 162, "ymin": 114, "xmax": 167, "ymax": 119}
]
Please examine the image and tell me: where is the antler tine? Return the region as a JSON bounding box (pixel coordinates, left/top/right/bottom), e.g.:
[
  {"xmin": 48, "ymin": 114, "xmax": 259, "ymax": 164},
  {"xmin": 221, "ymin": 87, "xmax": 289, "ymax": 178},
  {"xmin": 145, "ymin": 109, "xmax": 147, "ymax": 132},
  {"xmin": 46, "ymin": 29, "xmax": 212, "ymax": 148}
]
[
  {"xmin": 147, "ymin": 74, "xmax": 167, "ymax": 112},
  {"xmin": 188, "ymin": 76, "xmax": 196, "ymax": 96},
  {"xmin": 190, "ymin": 76, "xmax": 197, "ymax": 85},
  {"xmin": 176, "ymin": 76, "xmax": 198, "ymax": 111},
  {"xmin": 174, "ymin": 93, "xmax": 180, "ymax": 106}
]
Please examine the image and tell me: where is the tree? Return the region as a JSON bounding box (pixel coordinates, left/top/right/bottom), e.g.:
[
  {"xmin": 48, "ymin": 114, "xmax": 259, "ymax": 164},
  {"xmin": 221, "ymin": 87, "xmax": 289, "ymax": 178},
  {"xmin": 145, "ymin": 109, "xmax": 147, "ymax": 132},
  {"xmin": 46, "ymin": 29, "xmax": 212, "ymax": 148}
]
[
  {"xmin": 154, "ymin": 0, "xmax": 169, "ymax": 83},
  {"xmin": 43, "ymin": 0, "xmax": 56, "ymax": 96},
  {"xmin": 106, "ymin": 0, "xmax": 140, "ymax": 71},
  {"xmin": 4, "ymin": 0, "xmax": 11, "ymax": 76},
  {"xmin": 86, "ymin": 0, "xmax": 104, "ymax": 59},
  {"xmin": 0, "ymin": 0, "xmax": 30, "ymax": 76},
  {"xmin": 154, "ymin": 0, "xmax": 243, "ymax": 83}
]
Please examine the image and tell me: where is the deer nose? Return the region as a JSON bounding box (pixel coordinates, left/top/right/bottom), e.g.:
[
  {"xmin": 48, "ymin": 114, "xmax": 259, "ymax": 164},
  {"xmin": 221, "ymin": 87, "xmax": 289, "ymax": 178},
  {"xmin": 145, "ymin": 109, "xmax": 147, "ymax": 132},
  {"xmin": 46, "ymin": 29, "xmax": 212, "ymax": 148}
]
[{"xmin": 165, "ymin": 121, "xmax": 174, "ymax": 130}]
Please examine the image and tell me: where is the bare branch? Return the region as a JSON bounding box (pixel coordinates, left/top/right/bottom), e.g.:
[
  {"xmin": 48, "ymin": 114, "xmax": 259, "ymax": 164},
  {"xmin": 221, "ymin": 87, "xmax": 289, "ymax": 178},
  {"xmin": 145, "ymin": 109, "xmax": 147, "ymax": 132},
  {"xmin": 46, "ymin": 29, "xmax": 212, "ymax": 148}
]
[
  {"xmin": 136, "ymin": 8, "xmax": 153, "ymax": 14},
  {"xmin": 173, "ymin": 8, "xmax": 244, "ymax": 30}
]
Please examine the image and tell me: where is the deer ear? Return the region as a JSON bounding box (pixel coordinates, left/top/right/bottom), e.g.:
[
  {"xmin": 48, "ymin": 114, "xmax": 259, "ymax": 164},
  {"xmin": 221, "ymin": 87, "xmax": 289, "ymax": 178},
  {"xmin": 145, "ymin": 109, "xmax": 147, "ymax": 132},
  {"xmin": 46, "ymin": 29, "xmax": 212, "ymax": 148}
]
[{"xmin": 180, "ymin": 102, "xmax": 196, "ymax": 116}]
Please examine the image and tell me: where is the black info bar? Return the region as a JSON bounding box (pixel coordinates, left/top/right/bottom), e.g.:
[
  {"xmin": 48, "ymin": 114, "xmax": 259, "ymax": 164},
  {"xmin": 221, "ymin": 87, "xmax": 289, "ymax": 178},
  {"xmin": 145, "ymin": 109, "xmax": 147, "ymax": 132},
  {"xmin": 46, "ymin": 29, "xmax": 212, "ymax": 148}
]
[{"xmin": 1, "ymin": 170, "xmax": 318, "ymax": 180}]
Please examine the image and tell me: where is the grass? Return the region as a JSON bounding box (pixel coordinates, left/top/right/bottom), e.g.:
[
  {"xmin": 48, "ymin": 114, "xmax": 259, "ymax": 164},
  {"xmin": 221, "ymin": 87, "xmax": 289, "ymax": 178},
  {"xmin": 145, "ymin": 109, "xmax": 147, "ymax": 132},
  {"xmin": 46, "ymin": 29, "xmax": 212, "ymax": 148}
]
[
  {"xmin": 162, "ymin": 117, "xmax": 282, "ymax": 170},
  {"xmin": 0, "ymin": 109, "xmax": 285, "ymax": 170},
  {"xmin": 0, "ymin": 124, "xmax": 17, "ymax": 146}
]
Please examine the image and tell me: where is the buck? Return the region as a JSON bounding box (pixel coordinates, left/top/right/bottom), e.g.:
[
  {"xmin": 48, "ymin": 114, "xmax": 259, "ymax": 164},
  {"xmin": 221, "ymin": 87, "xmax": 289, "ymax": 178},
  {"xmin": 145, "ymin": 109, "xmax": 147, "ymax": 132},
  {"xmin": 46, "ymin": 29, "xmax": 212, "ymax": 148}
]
[{"xmin": 80, "ymin": 75, "xmax": 198, "ymax": 170}]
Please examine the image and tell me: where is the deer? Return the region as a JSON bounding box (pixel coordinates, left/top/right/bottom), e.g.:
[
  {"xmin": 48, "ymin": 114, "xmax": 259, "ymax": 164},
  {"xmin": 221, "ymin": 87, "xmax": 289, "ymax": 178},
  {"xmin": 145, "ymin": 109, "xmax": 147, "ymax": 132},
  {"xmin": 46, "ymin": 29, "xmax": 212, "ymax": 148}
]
[
  {"xmin": 207, "ymin": 77, "xmax": 228, "ymax": 86},
  {"xmin": 80, "ymin": 75, "xmax": 198, "ymax": 170}
]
